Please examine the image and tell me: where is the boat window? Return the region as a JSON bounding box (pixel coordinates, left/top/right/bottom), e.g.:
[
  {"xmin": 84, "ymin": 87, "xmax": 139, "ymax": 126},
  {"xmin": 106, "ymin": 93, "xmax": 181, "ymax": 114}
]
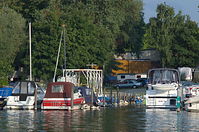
[
  {"xmin": 21, "ymin": 82, "xmax": 28, "ymax": 94},
  {"xmin": 150, "ymin": 70, "xmax": 179, "ymax": 84},
  {"xmin": 52, "ymin": 85, "xmax": 64, "ymax": 93},
  {"xmin": 121, "ymin": 75, "xmax": 125, "ymax": 79},
  {"xmin": 28, "ymin": 82, "xmax": 35, "ymax": 94},
  {"xmin": 85, "ymin": 89, "xmax": 92, "ymax": 95},
  {"xmin": 152, "ymin": 70, "xmax": 161, "ymax": 84},
  {"xmin": 12, "ymin": 82, "xmax": 20, "ymax": 94}
]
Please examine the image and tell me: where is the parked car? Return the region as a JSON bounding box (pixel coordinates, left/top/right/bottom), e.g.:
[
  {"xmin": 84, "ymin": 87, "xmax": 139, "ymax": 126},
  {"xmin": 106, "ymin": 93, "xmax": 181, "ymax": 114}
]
[
  {"xmin": 114, "ymin": 79, "xmax": 142, "ymax": 88},
  {"xmin": 136, "ymin": 78, "xmax": 147, "ymax": 87}
]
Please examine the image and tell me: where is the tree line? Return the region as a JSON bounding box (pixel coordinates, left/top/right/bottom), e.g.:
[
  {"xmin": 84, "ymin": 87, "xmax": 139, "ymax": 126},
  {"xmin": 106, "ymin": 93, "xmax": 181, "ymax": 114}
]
[{"xmin": 0, "ymin": 1, "xmax": 198, "ymax": 85}]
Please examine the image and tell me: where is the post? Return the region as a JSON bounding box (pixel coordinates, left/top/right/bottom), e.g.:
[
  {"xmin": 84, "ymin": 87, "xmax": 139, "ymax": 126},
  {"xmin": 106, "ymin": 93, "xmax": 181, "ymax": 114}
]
[
  {"xmin": 176, "ymin": 96, "xmax": 181, "ymax": 112},
  {"xmin": 91, "ymin": 88, "xmax": 94, "ymax": 108},
  {"xmin": 34, "ymin": 83, "xmax": 37, "ymax": 110},
  {"xmin": 117, "ymin": 87, "xmax": 119, "ymax": 105},
  {"xmin": 176, "ymin": 82, "xmax": 182, "ymax": 112},
  {"xmin": 71, "ymin": 86, "xmax": 74, "ymax": 110},
  {"xmin": 110, "ymin": 88, "xmax": 112, "ymax": 104}
]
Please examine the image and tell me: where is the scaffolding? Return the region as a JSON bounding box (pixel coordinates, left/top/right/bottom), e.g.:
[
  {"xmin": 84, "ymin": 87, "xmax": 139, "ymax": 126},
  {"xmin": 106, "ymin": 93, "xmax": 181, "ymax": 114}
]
[{"xmin": 57, "ymin": 69, "xmax": 103, "ymax": 95}]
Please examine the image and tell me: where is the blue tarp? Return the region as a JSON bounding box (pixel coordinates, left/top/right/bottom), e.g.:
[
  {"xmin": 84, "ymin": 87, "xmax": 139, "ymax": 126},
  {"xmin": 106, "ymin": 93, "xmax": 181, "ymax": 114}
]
[{"xmin": 0, "ymin": 87, "xmax": 13, "ymax": 97}]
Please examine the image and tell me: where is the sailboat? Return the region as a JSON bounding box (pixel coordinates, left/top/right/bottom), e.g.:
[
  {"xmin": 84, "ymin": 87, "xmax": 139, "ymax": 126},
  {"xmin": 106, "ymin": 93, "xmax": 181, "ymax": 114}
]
[
  {"xmin": 5, "ymin": 23, "xmax": 45, "ymax": 110},
  {"xmin": 41, "ymin": 26, "xmax": 89, "ymax": 110}
]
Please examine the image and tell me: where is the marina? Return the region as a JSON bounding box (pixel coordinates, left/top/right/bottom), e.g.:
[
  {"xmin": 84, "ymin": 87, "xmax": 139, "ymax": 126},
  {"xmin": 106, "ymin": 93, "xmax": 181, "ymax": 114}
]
[{"xmin": 0, "ymin": 1, "xmax": 198, "ymax": 131}]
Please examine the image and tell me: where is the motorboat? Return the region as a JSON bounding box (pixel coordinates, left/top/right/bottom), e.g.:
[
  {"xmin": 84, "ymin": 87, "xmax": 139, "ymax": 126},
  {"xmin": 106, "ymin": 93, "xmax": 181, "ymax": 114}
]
[
  {"xmin": 41, "ymin": 82, "xmax": 98, "ymax": 110},
  {"xmin": 146, "ymin": 68, "xmax": 180, "ymax": 109},
  {"xmin": 184, "ymin": 85, "xmax": 199, "ymax": 111},
  {"xmin": 5, "ymin": 81, "xmax": 45, "ymax": 109}
]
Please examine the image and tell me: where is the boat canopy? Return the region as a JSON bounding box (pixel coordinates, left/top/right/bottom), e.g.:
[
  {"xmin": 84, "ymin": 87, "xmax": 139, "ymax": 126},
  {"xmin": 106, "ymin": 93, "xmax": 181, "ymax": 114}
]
[
  {"xmin": 148, "ymin": 69, "xmax": 179, "ymax": 85},
  {"xmin": 44, "ymin": 82, "xmax": 74, "ymax": 98},
  {"xmin": 12, "ymin": 81, "xmax": 36, "ymax": 96}
]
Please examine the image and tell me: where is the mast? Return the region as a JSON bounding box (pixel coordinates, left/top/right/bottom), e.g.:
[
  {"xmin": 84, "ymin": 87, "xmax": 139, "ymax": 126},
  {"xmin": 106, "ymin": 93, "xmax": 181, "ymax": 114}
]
[
  {"xmin": 53, "ymin": 30, "xmax": 63, "ymax": 82},
  {"xmin": 53, "ymin": 25, "xmax": 66, "ymax": 82},
  {"xmin": 29, "ymin": 22, "xmax": 32, "ymax": 81},
  {"xmin": 63, "ymin": 25, "xmax": 66, "ymax": 70},
  {"xmin": 29, "ymin": 22, "xmax": 37, "ymax": 110}
]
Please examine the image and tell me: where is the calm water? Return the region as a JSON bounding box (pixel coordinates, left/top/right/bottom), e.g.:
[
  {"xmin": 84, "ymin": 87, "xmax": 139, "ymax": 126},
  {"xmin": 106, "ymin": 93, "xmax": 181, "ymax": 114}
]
[{"xmin": 0, "ymin": 105, "xmax": 199, "ymax": 132}]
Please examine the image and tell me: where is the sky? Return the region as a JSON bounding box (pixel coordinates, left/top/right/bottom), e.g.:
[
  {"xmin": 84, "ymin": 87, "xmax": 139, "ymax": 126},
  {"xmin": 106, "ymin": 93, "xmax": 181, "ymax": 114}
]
[{"xmin": 143, "ymin": 0, "xmax": 199, "ymax": 23}]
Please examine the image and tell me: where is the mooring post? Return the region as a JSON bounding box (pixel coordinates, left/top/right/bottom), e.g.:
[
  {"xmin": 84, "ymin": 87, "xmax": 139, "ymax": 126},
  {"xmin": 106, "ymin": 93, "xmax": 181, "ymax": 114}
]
[
  {"xmin": 176, "ymin": 96, "xmax": 181, "ymax": 112},
  {"xmin": 114, "ymin": 93, "xmax": 116, "ymax": 105},
  {"xmin": 91, "ymin": 88, "xmax": 94, "ymax": 108},
  {"xmin": 71, "ymin": 86, "xmax": 74, "ymax": 110},
  {"xmin": 103, "ymin": 94, "xmax": 105, "ymax": 107},
  {"xmin": 176, "ymin": 82, "xmax": 182, "ymax": 112},
  {"xmin": 110, "ymin": 88, "xmax": 112, "ymax": 104},
  {"xmin": 34, "ymin": 84, "xmax": 37, "ymax": 110},
  {"xmin": 117, "ymin": 87, "xmax": 119, "ymax": 105}
]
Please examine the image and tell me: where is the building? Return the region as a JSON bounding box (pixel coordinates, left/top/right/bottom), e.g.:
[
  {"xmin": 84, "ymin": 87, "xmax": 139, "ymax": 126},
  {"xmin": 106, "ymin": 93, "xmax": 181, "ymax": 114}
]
[{"xmin": 112, "ymin": 49, "xmax": 160, "ymax": 76}]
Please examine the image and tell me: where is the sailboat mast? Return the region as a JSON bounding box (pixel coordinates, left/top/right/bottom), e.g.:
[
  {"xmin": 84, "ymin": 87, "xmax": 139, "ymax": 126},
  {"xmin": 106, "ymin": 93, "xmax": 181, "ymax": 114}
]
[
  {"xmin": 63, "ymin": 26, "xmax": 66, "ymax": 70},
  {"xmin": 53, "ymin": 30, "xmax": 63, "ymax": 82},
  {"xmin": 29, "ymin": 22, "xmax": 32, "ymax": 81}
]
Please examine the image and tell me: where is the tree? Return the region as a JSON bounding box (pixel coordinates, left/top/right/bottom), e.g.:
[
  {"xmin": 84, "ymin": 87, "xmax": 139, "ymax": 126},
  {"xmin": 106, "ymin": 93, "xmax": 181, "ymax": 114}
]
[
  {"xmin": 116, "ymin": 0, "xmax": 145, "ymax": 56},
  {"xmin": 144, "ymin": 3, "xmax": 199, "ymax": 68},
  {"xmin": 2, "ymin": 0, "xmax": 49, "ymax": 22},
  {"xmin": 171, "ymin": 16, "xmax": 199, "ymax": 67},
  {"xmin": 0, "ymin": 7, "xmax": 26, "ymax": 85},
  {"xmin": 27, "ymin": 1, "xmax": 115, "ymax": 81},
  {"xmin": 3, "ymin": 0, "xmax": 145, "ymax": 81},
  {"xmin": 144, "ymin": 3, "xmax": 177, "ymax": 67}
]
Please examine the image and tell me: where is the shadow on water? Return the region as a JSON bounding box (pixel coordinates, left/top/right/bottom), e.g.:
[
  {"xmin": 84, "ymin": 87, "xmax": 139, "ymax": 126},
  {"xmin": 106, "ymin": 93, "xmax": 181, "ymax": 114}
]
[{"xmin": 0, "ymin": 106, "xmax": 199, "ymax": 131}]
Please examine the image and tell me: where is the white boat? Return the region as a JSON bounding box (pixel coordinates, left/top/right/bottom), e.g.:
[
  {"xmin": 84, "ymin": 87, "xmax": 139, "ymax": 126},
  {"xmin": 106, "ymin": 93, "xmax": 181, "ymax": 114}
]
[
  {"xmin": 184, "ymin": 85, "xmax": 199, "ymax": 111},
  {"xmin": 5, "ymin": 81, "xmax": 45, "ymax": 109},
  {"xmin": 146, "ymin": 68, "xmax": 180, "ymax": 109}
]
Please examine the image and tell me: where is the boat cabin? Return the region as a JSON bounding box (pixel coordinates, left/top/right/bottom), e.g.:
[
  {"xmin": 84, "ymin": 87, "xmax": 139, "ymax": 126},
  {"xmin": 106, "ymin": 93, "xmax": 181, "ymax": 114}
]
[{"xmin": 41, "ymin": 82, "xmax": 85, "ymax": 110}]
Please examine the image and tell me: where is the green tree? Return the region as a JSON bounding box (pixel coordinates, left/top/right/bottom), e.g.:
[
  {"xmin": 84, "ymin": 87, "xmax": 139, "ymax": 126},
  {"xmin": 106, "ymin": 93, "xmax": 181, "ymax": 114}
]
[
  {"xmin": 116, "ymin": 0, "xmax": 145, "ymax": 56},
  {"xmin": 28, "ymin": 1, "xmax": 115, "ymax": 81},
  {"xmin": 144, "ymin": 3, "xmax": 199, "ymax": 68},
  {"xmin": 144, "ymin": 3, "xmax": 176, "ymax": 67},
  {"xmin": 2, "ymin": 0, "xmax": 49, "ymax": 22},
  {"xmin": 5, "ymin": 0, "xmax": 145, "ymax": 81},
  {"xmin": 171, "ymin": 16, "xmax": 199, "ymax": 67},
  {"xmin": 0, "ymin": 7, "xmax": 26, "ymax": 85}
]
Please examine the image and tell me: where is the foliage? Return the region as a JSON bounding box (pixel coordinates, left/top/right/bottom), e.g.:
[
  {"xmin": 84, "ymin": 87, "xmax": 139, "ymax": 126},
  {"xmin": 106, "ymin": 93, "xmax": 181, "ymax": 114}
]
[
  {"xmin": 0, "ymin": 7, "xmax": 26, "ymax": 85},
  {"xmin": 144, "ymin": 3, "xmax": 199, "ymax": 68},
  {"xmin": 26, "ymin": 1, "xmax": 115, "ymax": 81},
  {"xmin": 2, "ymin": 0, "xmax": 49, "ymax": 22},
  {"xmin": 114, "ymin": 0, "xmax": 145, "ymax": 56},
  {"xmin": 15, "ymin": 0, "xmax": 144, "ymax": 81},
  {"xmin": 171, "ymin": 16, "xmax": 199, "ymax": 67}
]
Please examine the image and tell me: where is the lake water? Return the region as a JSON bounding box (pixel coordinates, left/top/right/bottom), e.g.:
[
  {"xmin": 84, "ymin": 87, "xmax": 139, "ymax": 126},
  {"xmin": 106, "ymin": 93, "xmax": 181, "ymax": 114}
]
[{"xmin": 0, "ymin": 105, "xmax": 199, "ymax": 132}]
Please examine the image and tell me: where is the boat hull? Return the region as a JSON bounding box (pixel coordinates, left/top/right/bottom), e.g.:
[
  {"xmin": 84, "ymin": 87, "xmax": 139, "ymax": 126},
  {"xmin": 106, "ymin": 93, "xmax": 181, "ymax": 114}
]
[
  {"xmin": 5, "ymin": 96, "xmax": 36, "ymax": 110},
  {"xmin": 146, "ymin": 90, "xmax": 177, "ymax": 109},
  {"xmin": 41, "ymin": 97, "xmax": 85, "ymax": 110}
]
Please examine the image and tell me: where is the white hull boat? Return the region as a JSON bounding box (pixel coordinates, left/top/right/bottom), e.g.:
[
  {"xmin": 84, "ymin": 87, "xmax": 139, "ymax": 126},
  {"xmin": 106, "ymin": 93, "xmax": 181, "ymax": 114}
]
[
  {"xmin": 5, "ymin": 81, "xmax": 45, "ymax": 110},
  {"xmin": 146, "ymin": 68, "xmax": 180, "ymax": 109}
]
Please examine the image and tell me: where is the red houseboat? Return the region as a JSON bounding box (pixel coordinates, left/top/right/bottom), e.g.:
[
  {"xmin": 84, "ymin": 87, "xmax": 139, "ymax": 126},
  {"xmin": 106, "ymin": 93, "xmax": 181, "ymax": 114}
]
[{"xmin": 41, "ymin": 82, "xmax": 85, "ymax": 110}]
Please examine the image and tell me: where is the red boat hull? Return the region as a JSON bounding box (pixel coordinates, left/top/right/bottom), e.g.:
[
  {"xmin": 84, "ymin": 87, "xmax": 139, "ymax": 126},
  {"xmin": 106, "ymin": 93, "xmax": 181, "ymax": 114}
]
[{"xmin": 41, "ymin": 97, "xmax": 85, "ymax": 110}]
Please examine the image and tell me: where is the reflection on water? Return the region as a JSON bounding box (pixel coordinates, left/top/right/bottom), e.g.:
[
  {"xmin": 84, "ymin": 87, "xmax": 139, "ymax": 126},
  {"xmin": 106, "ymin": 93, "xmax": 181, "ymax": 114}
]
[
  {"xmin": 145, "ymin": 109, "xmax": 199, "ymax": 131},
  {"xmin": 0, "ymin": 106, "xmax": 199, "ymax": 131}
]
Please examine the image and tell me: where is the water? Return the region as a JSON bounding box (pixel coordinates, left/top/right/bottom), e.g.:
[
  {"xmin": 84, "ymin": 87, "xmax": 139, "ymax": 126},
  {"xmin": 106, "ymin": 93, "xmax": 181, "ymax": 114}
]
[{"xmin": 0, "ymin": 106, "xmax": 199, "ymax": 132}]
